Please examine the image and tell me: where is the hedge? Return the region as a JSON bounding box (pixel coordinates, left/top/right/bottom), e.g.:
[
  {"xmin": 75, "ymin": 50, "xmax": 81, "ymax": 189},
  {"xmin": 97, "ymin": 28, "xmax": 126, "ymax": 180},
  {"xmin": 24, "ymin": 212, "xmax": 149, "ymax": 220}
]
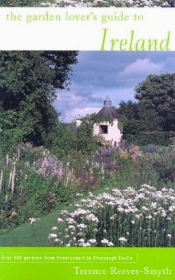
[{"xmin": 124, "ymin": 131, "xmax": 175, "ymax": 146}]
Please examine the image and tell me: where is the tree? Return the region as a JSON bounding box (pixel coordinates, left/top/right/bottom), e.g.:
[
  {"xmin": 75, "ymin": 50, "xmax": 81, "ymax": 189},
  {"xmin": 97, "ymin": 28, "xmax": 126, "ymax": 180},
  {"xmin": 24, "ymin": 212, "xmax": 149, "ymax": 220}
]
[
  {"xmin": 117, "ymin": 100, "xmax": 138, "ymax": 121},
  {"xmin": 135, "ymin": 73, "xmax": 175, "ymax": 131},
  {"xmin": 116, "ymin": 100, "xmax": 141, "ymax": 136},
  {"xmin": 0, "ymin": 51, "xmax": 78, "ymax": 150}
]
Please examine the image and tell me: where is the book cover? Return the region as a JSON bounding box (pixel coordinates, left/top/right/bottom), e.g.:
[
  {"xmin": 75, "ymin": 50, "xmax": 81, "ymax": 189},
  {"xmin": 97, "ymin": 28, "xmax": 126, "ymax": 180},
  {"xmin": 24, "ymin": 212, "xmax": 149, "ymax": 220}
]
[{"xmin": 0, "ymin": 2, "xmax": 175, "ymax": 280}]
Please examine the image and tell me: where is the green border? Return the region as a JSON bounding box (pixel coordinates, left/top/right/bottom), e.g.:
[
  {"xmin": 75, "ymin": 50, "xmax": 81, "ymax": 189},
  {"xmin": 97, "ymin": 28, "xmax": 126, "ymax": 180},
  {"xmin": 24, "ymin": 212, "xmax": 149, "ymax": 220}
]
[{"xmin": 0, "ymin": 248, "xmax": 174, "ymax": 279}]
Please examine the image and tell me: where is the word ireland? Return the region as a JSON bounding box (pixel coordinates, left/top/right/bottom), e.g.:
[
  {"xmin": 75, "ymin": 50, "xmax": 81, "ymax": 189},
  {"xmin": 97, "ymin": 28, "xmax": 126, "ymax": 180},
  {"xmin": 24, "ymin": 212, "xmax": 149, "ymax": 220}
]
[{"xmin": 101, "ymin": 29, "xmax": 171, "ymax": 51}]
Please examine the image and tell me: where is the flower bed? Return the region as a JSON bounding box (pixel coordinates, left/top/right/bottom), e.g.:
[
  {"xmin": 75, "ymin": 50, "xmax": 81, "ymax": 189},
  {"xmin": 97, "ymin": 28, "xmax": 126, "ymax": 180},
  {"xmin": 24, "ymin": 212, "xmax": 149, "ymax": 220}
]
[
  {"xmin": 49, "ymin": 184, "xmax": 175, "ymax": 247},
  {"xmin": 40, "ymin": 0, "xmax": 166, "ymax": 7}
]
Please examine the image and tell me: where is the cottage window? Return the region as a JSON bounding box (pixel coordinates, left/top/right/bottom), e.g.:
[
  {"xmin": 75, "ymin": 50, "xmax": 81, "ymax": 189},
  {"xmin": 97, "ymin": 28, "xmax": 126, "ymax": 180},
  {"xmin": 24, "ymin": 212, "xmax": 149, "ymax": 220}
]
[{"xmin": 100, "ymin": 125, "xmax": 108, "ymax": 134}]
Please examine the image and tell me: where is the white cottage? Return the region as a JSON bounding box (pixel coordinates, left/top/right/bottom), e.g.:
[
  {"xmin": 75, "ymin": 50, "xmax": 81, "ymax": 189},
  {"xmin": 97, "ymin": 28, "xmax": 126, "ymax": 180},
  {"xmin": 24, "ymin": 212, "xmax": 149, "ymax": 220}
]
[{"xmin": 93, "ymin": 97, "xmax": 122, "ymax": 146}]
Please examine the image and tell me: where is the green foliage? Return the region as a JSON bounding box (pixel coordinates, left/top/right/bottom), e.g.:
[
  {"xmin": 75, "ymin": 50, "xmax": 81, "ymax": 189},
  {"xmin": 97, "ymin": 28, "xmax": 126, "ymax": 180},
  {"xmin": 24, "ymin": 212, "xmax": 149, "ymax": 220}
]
[
  {"xmin": 125, "ymin": 131, "xmax": 175, "ymax": 146},
  {"xmin": 45, "ymin": 120, "xmax": 100, "ymax": 161},
  {"xmin": 45, "ymin": 123, "xmax": 75, "ymax": 159},
  {"xmin": 117, "ymin": 100, "xmax": 141, "ymax": 136},
  {"xmin": 142, "ymin": 144, "xmax": 159, "ymax": 153},
  {"xmin": 0, "ymin": 168, "xmax": 74, "ymax": 229},
  {"xmin": 0, "ymin": 51, "xmax": 78, "ymax": 150},
  {"xmin": 117, "ymin": 74, "xmax": 175, "ymax": 141},
  {"xmin": 135, "ymin": 73, "xmax": 175, "ymax": 131},
  {"xmin": 137, "ymin": 102, "xmax": 162, "ymax": 132},
  {"xmin": 0, "ymin": 0, "xmax": 41, "ymax": 6},
  {"xmin": 76, "ymin": 122, "xmax": 95, "ymax": 152},
  {"xmin": 152, "ymin": 148, "xmax": 175, "ymax": 183},
  {"xmin": 104, "ymin": 151, "xmax": 159, "ymax": 190},
  {"xmin": 0, "ymin": 111, "xmax": 22, "ymax": 155},
  {"xmin": 117, "ymin": 100, "xmax": 139, "ymax": 121},
  {"xmin": 0, "ymin": 144, "xmax": 77, "ymax": 229},
  {"xmin": 74, "ymin": 114, "xmax": 101, "ymax": 154}
]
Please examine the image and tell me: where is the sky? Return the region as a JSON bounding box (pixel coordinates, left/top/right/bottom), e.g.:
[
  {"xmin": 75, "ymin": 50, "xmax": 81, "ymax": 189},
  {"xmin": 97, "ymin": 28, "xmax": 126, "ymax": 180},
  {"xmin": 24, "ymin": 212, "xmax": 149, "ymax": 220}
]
[{"xmin": 54, "ymin": 52, "xmax": 175, "ymax": 123}]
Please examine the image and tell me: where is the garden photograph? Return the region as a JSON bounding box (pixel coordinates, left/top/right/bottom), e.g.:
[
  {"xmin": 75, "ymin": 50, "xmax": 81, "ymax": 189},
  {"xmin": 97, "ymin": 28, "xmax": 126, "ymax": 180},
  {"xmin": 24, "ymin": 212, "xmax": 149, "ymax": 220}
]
[
  {"xmin": 0, "ymin": 0, "xmax": 175, "ymax": 8},
  {"xmin": 0, "ymin": 51, "xmax": 175, "ymax": 247}
]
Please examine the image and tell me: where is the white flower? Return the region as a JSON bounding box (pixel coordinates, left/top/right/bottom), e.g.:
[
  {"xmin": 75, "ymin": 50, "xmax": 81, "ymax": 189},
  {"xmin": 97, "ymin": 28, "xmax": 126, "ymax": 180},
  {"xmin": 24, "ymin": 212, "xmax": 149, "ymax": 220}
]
[
  {"xmin": 135, "ymin": 214, "xmax": 141, "ymax": 219},
  {"xmin": 161, "ymin": 211, "xmax": 166, "ymax": 217},
  {"xmin": 110, "ymin": 214, "xmax": 117, "ymax": 220},
  {"xmin": 29, "ymin": 218, "xmax": 36, "ymax": 224},
  {"xmin": 89, "ymin": 239, "xmax": 97, "ymax": 244},
  {"xmin": 82, "ymin": 242, "xmax": 91, "ymax": 247},
  {"xmin": 29, "ymin": 217, "xmax": 40, "ymax": 225},
  {"xmin": 118, "ymin": 206, "xmax": 124, "ymax": 212},
  {"xmin": 51, "ymin": 226, "xmax": 58, "ymax": 230},
  {"xmin": 118, "ymin": 237, "xmax": 127, "ymax": 243},
  {"xmin": 86, "ymin": 214, "xmax": 99, "ymax": 222},
  {"xmin": 146, "ymin": 215, "xmax": 153, "ymax": 220},
  {"xmin": 48, "ymin": 233, "xmax": 57, "ymax": 239},
  {"xmin": 169, "ymin": 206, "xmax": 175, "ymax": 212},
  {"xmin": 77, "ymin": 232, "xmax": 84, "ymax": 237},
  {"xmin": 150, "ymin": 202, "xmax": 157, "ymax": 209},
  {"xmin": 60, "ymin": 210, "xmax": 68, "ymax": 215},
  {"xmin": 72, "ymin": 209, "xmax": 90, "ymax": 216},
  {"xmin": 74, "ymin": 204, "xmax": 80, "ymax": 207},
  {"xmin": 78, "ymin": 238, "xmax": 85, "ymax": 243},
  {"xmin": 77, "ymin": 223, "xmax": 87, "ymax": 229},
  {"xmin": 88, "ymin": 192, "xmax": 93, "ymax": 197},
  {"xmin": 76, "ymin": 193, "xmax": 83, "ymax": 197},
  {"xmin": 68, "ymin": 225, "xmax": 75, "ymax": 230},
  {"xmin": 66, "ymin": 218, "xmax": 76, "ymax": 224},
  {"xmin": 107, "ymin": 241, "xmax": 114, "ymax": 246},
  {"xmin": 54, "ymin": 238, "xmax": 61, "ymax": 243},
  {"xmin": 101, "ymin": 238, "xmax": 109, "ymax": 244}
]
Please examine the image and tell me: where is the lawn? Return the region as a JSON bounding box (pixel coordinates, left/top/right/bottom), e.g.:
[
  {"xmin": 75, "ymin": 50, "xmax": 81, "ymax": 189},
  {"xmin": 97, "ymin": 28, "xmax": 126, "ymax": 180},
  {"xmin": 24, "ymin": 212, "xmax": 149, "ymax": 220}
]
[{"xmin": 0, "ymin": 208, "xmax": 62, "ymax": 246}]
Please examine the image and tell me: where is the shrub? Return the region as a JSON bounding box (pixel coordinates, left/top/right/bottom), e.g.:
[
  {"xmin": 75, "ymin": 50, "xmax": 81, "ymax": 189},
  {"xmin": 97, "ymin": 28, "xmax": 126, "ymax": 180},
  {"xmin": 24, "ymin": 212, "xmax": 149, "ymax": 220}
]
[
  {"xmin": 142, "ymin": 144, "xmax": 159, "ymax": 153},
  {"xmin": 125, "ymin": 132, "xmax": 175, "ymax": 146},
  {"xmin": 153, "ymin": 148, "xmax": 175, "ymax": 184},
  {"xmin": 45, "ymin": 123, "xmax": 75, "ymax": 159},
  {"xmin": 0, "ymin": 145, "xmax": 76, "ymax": 229}
]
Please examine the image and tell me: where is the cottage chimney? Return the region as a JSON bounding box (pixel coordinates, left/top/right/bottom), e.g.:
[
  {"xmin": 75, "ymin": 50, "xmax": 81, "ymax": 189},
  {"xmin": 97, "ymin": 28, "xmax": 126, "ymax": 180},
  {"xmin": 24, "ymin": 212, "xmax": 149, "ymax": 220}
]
[
  {"xmin": 76, "ymin": 114, "xmax": 82, "ymax": 127},
  {"xmin": 104, "ymin": 97, "xmax": 112, "ymax": 107}
]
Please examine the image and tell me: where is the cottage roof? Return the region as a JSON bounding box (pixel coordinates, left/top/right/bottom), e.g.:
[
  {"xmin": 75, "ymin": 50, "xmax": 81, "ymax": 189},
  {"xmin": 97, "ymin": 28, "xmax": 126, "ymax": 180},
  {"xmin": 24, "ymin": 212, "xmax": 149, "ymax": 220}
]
[{"xmin": 94, "ymin": 97, "xmax": 118, "ymax": 121}]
